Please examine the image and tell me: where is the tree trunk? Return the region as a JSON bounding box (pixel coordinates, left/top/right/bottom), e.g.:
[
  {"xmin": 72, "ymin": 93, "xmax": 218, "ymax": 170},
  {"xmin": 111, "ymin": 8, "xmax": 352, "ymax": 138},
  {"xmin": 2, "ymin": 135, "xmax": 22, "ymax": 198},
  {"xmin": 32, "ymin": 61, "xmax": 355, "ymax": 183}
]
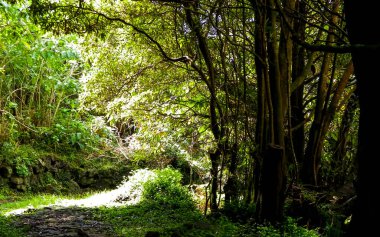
[
  {"xmin": 210, "ymin": 150, "xmax": 221, "ymax": 212},
  {"xmin": 302, "ymin": 0, "xmax": 340, "ymax": 185},
  {"xmin": 184, "ymin": 2, "xmax": 225, "ymax": 212},
  {"xmin": 252, "ymin": 0, "xmax": 288, "ymax": 223},
  {"xmin": 260, "ymin": 144, "xmax": 286, "ymax": 223},
  {"xmin": 225, "ymin": 143, "xmax": 239, "ymax": 205},
  {"xmin": 344, "ymin": 1, "xmax": 380, "ymax": 235},
  {"xmin": 331, "ymin": 92, "xmax": 358, "ymax": 187},
  {"xmin": 290, "ymin": 0, "xmax": 306, "ymax": 178}
]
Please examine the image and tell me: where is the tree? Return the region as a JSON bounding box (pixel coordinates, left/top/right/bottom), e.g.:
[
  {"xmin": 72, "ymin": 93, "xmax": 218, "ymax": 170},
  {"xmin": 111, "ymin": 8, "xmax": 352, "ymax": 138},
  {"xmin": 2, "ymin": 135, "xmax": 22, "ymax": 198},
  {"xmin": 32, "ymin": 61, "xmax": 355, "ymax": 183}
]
[
  {"xmin": 27, "ymin": 0, "xmax": 362, "ymax": 228},
  {"xmin": 344, "ymin": 0, "xmax": 380, "ymax": 235},
  {"xmin": 29, "ymin": 0, "xmax": 259, "ymax": 213}
]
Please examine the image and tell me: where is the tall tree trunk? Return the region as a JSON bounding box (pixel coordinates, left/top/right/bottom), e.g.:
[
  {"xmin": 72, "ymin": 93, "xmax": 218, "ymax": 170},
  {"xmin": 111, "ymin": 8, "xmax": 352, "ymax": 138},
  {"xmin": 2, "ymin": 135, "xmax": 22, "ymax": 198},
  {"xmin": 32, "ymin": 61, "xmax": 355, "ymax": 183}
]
[
  {"xmin": 344, "ymin": 1, "xmax": 380, "ymax": 235},
  {"xmin": 225, "ymin": 143, "xmax": 239, "ymax": 204},
  {"xmin": 331, "ymin": 91, "xmax": 358, "ymax": 187},
  {"xmin": 184, "ymin": 2, "xmax": 224, "ymax": 212},
  {"xmin": 253, "ymin": 0, "xmax": 288, "ymax": 223},
  {"xmin": 290, "ymin": 0, "xmax": 306, "ymax": 178},
  {"xmin": 302, "ymin": 0, "xmax": 340, "ymax": 185},
  {"xmin": 252, "ymin": 0, "xmax": 268, "ymax": 213}
]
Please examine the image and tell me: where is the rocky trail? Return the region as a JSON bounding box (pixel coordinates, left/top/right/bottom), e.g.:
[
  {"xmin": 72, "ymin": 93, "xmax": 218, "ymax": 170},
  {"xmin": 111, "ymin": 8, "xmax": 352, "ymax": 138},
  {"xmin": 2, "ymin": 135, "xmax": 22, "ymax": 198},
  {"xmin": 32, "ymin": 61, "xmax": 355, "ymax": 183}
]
[
  {"xmin": 14, "ymin": 206, "xmax": 115, "ymax": 237},
  {"xmin": 6, "ymin": 170, "xmax": 152, "ymax": 237}
]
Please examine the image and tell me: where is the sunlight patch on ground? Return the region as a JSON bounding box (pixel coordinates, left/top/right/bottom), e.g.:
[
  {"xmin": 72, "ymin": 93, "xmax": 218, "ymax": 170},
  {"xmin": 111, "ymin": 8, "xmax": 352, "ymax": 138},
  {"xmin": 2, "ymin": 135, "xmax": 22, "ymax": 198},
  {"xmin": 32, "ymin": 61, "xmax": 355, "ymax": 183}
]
[{"xmin": 5, "ymin": 169, "xmax": 155, "ymax": 216}]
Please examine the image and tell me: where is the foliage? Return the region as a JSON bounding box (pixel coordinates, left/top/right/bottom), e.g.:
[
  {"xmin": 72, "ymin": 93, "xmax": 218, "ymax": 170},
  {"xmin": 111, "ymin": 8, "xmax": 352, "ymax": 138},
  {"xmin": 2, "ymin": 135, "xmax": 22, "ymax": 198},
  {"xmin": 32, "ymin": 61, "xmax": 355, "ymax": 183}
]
[
  {"xmin": 0, "ymin": 0, "xmax": 362, "ymax": 235},
  {"xmin": 142, "ymin": 167, "xmax": 195, "ymax": 209},
  {"xmin": 0, "ymin": 215, "xmax": 25, "ymax": 237},
  {"xmin": 0, "ymin": 1, "xmax": 108, "ymax": 154},
  {"xmin": 237, "ymin": 217, "xmax": 320, "ymax": 237},
  {"xmin": 94, "ymin": 203, "xmax": 240, "ymax": 237},
  {"xmin": 77, "ymin": 28, "xmax": 214, "ymax": 173},
  {"xmin": 221, "ymin": 202, "xmax": 256, "ymax": 223},
  {"xmin": 0, "ymin": 143, "xmax": 40, "ymax": 177}
]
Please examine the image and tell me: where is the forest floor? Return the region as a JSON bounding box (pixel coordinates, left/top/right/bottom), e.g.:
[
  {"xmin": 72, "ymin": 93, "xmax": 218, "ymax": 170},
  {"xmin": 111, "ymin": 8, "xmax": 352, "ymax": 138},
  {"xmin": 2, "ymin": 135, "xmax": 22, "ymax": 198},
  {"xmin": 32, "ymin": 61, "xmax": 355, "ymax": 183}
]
[
  {"xmin": 2, "ymin": 170, "xmax": 231, "ymax": 237},
  {"xmin": 1, "ymin": 169, "xmax": 333, "ymax": 237},
  {"xmin": 6, "ymin": 185, "xmax": 139, "ymax": 237}
]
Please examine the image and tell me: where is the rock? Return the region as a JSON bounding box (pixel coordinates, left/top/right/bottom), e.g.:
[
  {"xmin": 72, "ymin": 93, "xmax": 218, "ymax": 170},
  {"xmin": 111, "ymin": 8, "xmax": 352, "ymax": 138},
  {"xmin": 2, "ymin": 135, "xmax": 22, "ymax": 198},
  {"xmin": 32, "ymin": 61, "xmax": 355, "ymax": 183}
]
[
  {"xmin": 16, "ymin": 207, "xmax": 116, "ymax": 237},
  {"xmin": 0, "ymin": 166, "xmax": 13, "ymax": 178}
]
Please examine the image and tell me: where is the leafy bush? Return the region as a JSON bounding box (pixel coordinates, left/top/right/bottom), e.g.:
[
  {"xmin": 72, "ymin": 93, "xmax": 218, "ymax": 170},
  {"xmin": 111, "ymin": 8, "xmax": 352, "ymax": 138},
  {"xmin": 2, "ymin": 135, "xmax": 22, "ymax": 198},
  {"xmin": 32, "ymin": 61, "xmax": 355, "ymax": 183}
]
[
  {"xmin": 0, "ymin": 2, "xmax": 105, "ymax": 154},
  {"xmin": 0, "ymin": 143, "xmax": 40, "ymax": 177},
  {"xmin": 142, "ymin": 167, "xmax": 195, "ymax": 209}
]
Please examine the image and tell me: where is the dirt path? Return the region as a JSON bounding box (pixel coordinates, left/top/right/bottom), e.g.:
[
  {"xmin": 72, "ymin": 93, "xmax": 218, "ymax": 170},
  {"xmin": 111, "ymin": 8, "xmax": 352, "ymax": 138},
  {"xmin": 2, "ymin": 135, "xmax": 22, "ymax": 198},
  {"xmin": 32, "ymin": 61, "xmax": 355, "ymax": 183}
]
[
  {"xmin": 14, "ymin": 206, "xmax": 115, "ymax": 237},
  {"xmin": 9, "ymin": 188, "xmax": 130, "ymax": 237},
  {"xmin": 8, "ymin": 169, "xmax": 154, "ymax": 237}
]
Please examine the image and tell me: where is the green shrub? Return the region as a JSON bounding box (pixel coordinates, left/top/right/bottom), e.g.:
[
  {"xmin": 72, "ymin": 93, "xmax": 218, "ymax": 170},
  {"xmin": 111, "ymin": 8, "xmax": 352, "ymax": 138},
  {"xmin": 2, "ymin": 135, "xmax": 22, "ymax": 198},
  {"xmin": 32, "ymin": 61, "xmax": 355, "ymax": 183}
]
[
  {"xmin": 0, "ymin": 143, "xmax": 40, "ymax": 177},
  {"xmin": 142, "ymin": 167, "xmax": 195, "ymax": 209}
]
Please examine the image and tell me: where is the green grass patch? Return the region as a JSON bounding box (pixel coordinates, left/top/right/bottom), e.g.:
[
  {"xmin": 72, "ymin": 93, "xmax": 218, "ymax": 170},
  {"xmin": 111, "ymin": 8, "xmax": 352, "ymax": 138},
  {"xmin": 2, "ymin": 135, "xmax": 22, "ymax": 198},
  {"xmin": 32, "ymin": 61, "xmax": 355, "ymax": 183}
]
[
  {"xmin": 0, "ymin": 189, "xmax": 93, "ymax": 215},
  {"xmin": 91, "ymin": 167, "xmax": 239, "ymax": 236},
  {"xmin": 93, "ymin": 204, "xmax": 238, "ymax": 237},
  {"xmin": 0, "ymin": 194, "xmax": 60, "ymax": 215}
]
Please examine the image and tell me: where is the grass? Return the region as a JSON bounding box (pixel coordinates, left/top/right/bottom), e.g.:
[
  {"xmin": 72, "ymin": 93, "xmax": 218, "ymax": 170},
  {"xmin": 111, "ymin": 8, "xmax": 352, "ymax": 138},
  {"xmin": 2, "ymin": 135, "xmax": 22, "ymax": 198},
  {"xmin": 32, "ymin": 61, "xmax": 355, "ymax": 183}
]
[
  {"xmin": 93, "ymin": 203, "xmax": 238, "ymax": 237},
  {"xmin": 0, "ymin": 167, "xmax": 320, "ymax": 237},
  {"xmin": 0, "ymin": 193, "xmax": 60, "ymax": 215},
  {"xmin": 0, "ymin": 187, "xmax": 237, "ymax": 237},
  {"xmin": 0, "ymin": 190, "xmax": 320, "ymax": 237}
]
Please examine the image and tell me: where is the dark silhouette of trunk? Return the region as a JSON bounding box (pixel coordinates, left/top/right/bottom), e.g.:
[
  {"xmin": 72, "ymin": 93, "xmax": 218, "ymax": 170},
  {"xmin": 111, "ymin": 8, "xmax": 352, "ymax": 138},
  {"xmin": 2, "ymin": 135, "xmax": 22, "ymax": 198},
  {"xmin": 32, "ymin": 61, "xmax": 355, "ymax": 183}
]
[
  {"xmin": 331, "ymin": 92, "xmax": 358, "ymax": 187},
  {"xmin": 290, "ymin": 0, "xmax": 306, "ymax": 178},
  {"xmin": 261, "ymin": 144, "xmax": 286, "ymax": 223},
  {"xmin": 344, "ymin": 1, "xmax": 380, "ymax": 235},
  {"xmin": 210, "ymin": 151, "xmax": 221, "ymax": 212},
  {"xmin": 225, "ymin": 143, "xmax": 239, "ymax": 205},
  {"xmin": 251, "ymin": 0, "xmax": 289, "ymax": 223}
]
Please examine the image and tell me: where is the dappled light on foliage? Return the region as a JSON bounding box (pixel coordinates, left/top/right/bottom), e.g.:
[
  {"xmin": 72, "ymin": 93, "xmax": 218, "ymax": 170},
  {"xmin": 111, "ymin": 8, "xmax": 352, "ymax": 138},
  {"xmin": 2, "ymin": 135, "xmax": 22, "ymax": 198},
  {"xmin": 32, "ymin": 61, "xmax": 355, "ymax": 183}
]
[{"xmin": 0, "ymin": 0, "xmax": 370, "ymax": 236}]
